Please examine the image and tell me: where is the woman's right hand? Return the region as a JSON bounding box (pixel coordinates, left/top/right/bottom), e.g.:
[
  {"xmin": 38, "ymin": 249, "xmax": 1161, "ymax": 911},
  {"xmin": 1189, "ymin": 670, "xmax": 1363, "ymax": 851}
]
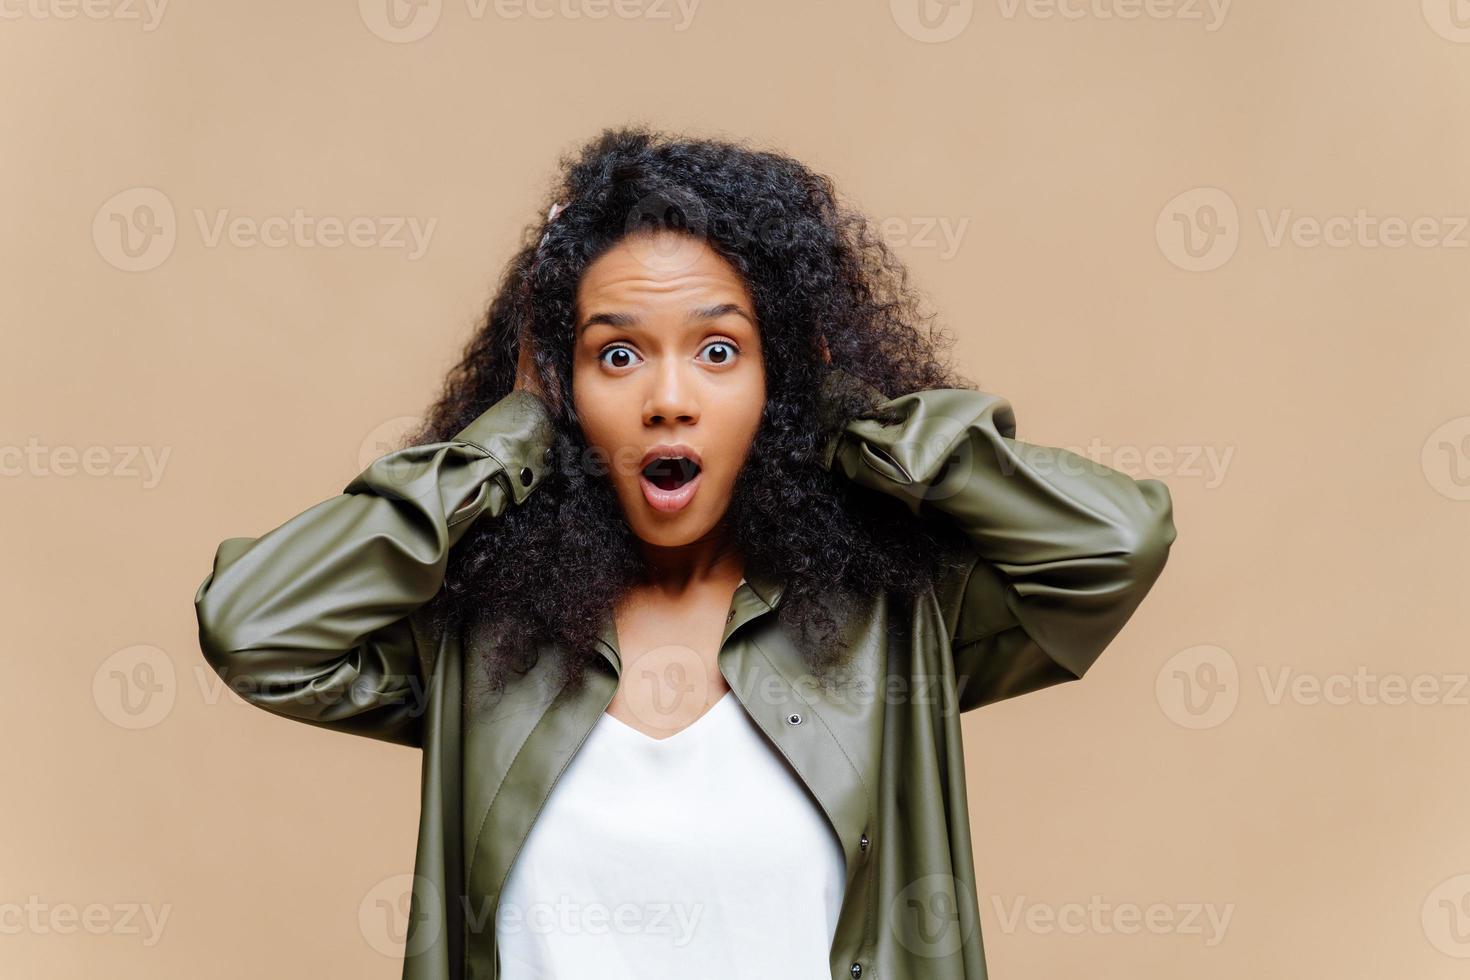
[{"xmin": 513, "ymin": 321, "xmax": 556, "ymax": 411}]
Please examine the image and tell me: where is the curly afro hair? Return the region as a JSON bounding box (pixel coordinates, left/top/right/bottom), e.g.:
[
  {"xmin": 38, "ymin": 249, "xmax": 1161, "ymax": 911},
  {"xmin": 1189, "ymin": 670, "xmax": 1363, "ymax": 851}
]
[{"xmin": 400, "ymin": 124, "xmax": 981, "ymax": 710}]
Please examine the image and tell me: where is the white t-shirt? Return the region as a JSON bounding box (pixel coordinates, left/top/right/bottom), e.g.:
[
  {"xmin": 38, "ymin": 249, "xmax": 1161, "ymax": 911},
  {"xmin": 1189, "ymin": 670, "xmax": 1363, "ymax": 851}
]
[{"xmin": 495, "ymin": 688, "xmax": 848, "ymax": 979}]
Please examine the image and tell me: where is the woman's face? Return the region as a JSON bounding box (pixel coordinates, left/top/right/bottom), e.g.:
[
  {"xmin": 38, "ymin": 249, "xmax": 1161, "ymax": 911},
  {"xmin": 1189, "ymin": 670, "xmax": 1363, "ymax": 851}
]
[{"xmin": 571, "ymin": 229, "xmax": 766, "ymax": 549}]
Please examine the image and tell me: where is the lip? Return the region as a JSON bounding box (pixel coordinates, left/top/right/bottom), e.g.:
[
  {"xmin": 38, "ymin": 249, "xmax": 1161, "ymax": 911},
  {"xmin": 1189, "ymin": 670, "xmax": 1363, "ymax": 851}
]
[
  {"xmin": 636, "ymin": 444, "xmax": 704, "ymax": 514},
  {"xmin": 639, "ymin": 468, "xmax": 703, "ymax": 513}
]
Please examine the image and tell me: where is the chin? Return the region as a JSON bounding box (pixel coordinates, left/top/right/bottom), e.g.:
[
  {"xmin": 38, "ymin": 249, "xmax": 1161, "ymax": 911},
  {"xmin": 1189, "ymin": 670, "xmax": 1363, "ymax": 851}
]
[
  {"xmin": 627, "ymin": 513, "xmax": 716, "ymax": 548},
  {"xmin": 614, "ymin": 471, "xmax": 729, "ymax": 546}
]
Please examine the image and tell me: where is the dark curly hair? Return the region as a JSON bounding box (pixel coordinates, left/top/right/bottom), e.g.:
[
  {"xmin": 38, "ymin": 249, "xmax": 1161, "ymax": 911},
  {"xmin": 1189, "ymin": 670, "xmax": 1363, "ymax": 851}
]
[{"xmin": 400, "ymin": 124, "xmax": 979, "ymax": 710}]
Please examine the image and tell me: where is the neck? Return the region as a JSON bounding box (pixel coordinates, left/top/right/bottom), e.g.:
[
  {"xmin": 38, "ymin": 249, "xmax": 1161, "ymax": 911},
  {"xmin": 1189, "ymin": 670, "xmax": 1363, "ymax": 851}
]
[{"xmin": 635, "ymin": 525, "xmax": 744, "ymax": 591}]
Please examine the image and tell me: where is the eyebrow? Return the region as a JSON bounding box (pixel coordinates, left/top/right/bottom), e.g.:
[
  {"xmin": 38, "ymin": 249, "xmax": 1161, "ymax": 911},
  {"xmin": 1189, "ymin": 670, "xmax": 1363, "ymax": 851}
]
[{"xmin": 577, "ymin": 303, "xmax": 754, "ymax": 335}]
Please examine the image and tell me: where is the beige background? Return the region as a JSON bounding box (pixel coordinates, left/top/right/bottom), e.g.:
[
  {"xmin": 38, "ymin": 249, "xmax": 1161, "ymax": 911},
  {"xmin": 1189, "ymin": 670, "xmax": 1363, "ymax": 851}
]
[{"xmin": 4, "ymin": 1, "xmax": 1468, "ymax": 977}]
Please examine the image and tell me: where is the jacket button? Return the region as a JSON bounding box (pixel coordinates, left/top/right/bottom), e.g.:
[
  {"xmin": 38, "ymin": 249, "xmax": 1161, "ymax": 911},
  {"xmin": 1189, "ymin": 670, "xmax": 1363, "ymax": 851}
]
[
  {"xmin": 859, "ymin": 833, "xmax": 869, "ymax": 851},
  {"xmin": 519, "ymin": 467, "xmax": 533, "ymax": 487},
  {"xmin": 850, "ymin": 963, "xmax": 862, "ymax": 979},
  {"xmin": 786, "ymin": 712, "xmax": 802, "ymax": 725}
]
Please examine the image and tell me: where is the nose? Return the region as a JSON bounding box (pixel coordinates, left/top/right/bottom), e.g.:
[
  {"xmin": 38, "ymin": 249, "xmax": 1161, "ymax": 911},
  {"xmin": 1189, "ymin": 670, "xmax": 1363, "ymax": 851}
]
[{"xmin": 642, "ymin": 358, "xmax": 699, "ymax": 427}]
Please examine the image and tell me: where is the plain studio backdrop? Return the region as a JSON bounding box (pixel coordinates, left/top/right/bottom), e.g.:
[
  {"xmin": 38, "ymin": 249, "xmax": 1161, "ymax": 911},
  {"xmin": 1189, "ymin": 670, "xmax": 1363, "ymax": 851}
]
[{"xmin": 3, "ymin": 2, "xmax": 1466, "ymax": 977}]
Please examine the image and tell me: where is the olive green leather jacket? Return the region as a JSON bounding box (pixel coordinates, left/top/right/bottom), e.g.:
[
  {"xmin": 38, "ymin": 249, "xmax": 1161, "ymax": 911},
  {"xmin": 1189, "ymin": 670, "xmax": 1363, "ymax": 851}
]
[{"xmin": 193, "ymin": 370, "xmax": 1177, "ymax": 980}]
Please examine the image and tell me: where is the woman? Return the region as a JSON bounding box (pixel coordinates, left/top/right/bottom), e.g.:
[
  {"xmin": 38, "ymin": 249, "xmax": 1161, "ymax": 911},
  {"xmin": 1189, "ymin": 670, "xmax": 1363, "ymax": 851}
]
[{"xmin": 194, "ymin": 126, "xmax": 1178, "ymax": 980}]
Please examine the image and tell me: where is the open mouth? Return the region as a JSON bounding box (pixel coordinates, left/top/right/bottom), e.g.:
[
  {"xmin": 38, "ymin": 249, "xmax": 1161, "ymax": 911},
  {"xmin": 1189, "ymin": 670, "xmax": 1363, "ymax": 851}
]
[
  {"xmin": 638, "ymin": 454, "xmax": 704, "ymax": 513},
  {"xmin": 641, "ymin": 455, "xmax": 702, "ymax": 491}
]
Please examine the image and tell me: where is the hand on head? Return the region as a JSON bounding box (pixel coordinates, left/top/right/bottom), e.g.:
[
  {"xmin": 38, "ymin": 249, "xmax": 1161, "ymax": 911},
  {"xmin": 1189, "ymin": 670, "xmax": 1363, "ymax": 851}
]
[{"xmin": 513, "ymin": 321, "xmax": 561, "ymax": 414}]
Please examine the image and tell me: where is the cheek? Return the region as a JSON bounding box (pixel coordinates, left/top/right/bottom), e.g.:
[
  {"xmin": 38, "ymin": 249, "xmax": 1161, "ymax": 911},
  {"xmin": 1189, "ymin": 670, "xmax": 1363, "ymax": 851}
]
[
  {"xmin": 709, "ymin": 398, "xmax": 766, "ymax": 479},
  {"xmin": 572, "ymin": 373, "xmax": 636, "ymax": 479},
  {"xmin": 564, "ymin": 362, "xmax": 605, "ymax": 423},
  {"xmin": 571, "ymin": 366, "xmax": 610, "ymax": 437},
  {"xmin": 734, "ymin": 375, "xmax": 767, "ymax": 444}
]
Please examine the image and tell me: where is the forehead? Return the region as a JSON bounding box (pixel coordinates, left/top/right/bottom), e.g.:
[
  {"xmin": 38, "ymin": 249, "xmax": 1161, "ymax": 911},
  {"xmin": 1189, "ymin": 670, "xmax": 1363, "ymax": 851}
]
[{"xmin": 575, "ymin": 231, "xmax": 753, "ymax": 331}]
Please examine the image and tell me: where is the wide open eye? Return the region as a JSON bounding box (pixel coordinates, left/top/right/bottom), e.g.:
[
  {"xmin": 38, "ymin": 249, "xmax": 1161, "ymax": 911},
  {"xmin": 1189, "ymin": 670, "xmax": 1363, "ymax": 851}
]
[
  {"xmin": 598, "ymin": 344, "xmax": 642, "ymax": 370},
  {"xmin": 698, "ymin": 340, "xmax": 739, "ymax": 365}
]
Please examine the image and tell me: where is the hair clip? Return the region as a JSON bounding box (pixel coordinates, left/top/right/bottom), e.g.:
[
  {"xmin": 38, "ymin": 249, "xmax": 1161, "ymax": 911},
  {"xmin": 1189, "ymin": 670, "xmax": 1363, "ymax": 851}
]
[{"xmin": 536, "ymin": 200, "xmax": 568, "ymax": 255}]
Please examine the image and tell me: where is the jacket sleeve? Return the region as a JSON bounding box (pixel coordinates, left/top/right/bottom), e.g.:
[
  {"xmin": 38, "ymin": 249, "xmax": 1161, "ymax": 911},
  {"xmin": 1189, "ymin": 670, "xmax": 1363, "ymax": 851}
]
[
  {"xmin": 818, "ymin": 369, "xmax": 1177, "ymax": 713},
  {"xmin": 192, "ymin": 389, "xmax": 556, "ymax": 748}
]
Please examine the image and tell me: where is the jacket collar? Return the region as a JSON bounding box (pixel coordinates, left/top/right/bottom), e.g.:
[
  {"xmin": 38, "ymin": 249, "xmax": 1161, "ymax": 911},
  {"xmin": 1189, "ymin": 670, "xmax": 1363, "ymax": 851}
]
[
  {"xmin": 742, "ymin": 563, "xmax": 787, "ymax": 609},
  {"xmin": 593, "ymin": 564, "xmax": 788, "ymax": 676}
]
